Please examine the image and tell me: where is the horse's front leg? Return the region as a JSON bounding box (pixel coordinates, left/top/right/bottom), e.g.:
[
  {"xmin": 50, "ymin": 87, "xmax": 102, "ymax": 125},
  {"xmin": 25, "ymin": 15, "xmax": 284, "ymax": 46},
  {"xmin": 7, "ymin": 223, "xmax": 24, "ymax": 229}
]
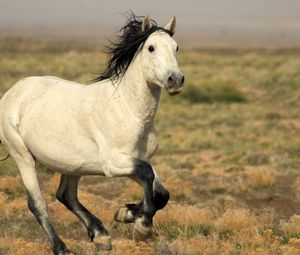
[
  {"xmin": 114, "ymin": 160, "xmax": 169, "ymax": 240},
  {"xmin": 132, "ymin": 160, "xmax": 156, "ymax": 241},
  {"xmin": 114, "ymin": 178, "xmax": 169, "ymax": 223}
]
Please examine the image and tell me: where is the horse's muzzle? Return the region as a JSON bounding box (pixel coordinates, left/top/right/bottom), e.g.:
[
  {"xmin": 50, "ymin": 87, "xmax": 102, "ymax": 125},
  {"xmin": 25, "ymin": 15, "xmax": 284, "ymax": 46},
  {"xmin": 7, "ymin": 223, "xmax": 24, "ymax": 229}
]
[{"xmin": 165, "ymin": 72, "xmax": 185, "ymax": 95}]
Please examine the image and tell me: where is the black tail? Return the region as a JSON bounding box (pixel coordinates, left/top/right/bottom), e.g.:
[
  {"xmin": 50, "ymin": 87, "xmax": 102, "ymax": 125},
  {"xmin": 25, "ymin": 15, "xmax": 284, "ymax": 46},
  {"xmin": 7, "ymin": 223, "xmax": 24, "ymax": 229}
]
[{"xmin": 0, "ymin": 140, "xmax": 9, "ymax": 161}]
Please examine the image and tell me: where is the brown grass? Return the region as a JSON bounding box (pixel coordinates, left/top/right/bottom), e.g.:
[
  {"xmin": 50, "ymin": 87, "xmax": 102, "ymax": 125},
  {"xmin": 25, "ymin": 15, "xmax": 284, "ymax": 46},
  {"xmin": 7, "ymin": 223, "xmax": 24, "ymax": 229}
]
[
  {"xmin": 280, "ymin": 215, "xmax": 300, "ymax": 234},
  {"xmin": 244, "ymin": 166, "xmax": 276, "ymax": 189},
  {"xmin": 216, "ymin": 209, "xmax": 259, "ymax": 233},
  {"xmin": 156, "ymin": 203, "xmax": 214, "ymax": 226},
  {"xmin": 0, "ymin": 237, "xmax": 51, "ymax": 255}
]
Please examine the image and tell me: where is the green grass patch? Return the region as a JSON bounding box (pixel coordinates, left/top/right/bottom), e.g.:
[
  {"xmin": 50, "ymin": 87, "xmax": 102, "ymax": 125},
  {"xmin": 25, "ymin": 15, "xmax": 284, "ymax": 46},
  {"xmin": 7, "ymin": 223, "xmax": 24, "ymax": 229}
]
[
  {"xmin": 0, "ymin": 246, "xmax": 9, "ymax": 255},
  {"xmin": 224, "ymin": 165, "xmax": 245, "ymax": 173},
  {"xmin": 172, "ymin": 193, "xmax": 186, "ymax": 202},
  {"xmin": 155, "ymin": 223, "xmax": 214, "ymax": 241},
  {"xmin": 210, "ymin": 187, "xmax": 227, "ymax": 194},
  {"xmin": 0, "ymin": 188, "xmax": 24, "ymax": 200},
  {"xmin": 257, "ymin": 225, "xmax": 300, "ymax": 245},
  {"xmin": 0, "ymin": 162, "xmax": 19, "ymax": 176},
  {"xmin": 181, "ymin": 80, "xmax": 246, "ymax": 104}
]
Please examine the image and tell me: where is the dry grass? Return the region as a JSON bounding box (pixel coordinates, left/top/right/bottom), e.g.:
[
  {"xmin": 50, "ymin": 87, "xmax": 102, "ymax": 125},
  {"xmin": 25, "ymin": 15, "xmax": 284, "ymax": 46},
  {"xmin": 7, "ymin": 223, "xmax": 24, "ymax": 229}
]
[
  {"xmin": 280, "ymin": 215, "xmax": 300, "ymax": 234},
  {"xmin": 0, "ymin": 39, "xmax": 300, "ymax": 254}
]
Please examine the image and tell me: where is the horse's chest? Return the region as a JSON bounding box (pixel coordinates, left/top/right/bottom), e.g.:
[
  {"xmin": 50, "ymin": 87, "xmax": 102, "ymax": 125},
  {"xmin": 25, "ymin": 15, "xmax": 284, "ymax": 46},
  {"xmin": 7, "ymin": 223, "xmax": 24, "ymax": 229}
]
[
  {"xmin": 102, "ymin": 120, "xmax": 156, "ymax": 158},
  {"xmin": 92, "ymin": 102, "xmax": 158, "ymax": 166},
  {"xmin": 113, "ymin": 125, "xmax": 147, "ymax": 151},
  {"xmin": 120, "ymin": 124, "xmax": 158, "ymax": 160}
]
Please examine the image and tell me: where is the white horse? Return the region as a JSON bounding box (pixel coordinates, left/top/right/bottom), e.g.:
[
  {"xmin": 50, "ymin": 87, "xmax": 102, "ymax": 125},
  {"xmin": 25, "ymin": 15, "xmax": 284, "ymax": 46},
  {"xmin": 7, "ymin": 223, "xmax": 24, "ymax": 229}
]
[{"xmin": 0, "ymin": 14, "xmax": 184, "ymax": 255}]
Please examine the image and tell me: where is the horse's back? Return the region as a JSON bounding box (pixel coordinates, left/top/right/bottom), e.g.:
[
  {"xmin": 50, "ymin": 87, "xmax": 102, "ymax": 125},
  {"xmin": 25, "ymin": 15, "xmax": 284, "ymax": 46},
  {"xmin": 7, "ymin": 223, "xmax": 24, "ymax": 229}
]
[{"xmin": 0, "ymin": 76, "xmax": 84, "ymax": 128}]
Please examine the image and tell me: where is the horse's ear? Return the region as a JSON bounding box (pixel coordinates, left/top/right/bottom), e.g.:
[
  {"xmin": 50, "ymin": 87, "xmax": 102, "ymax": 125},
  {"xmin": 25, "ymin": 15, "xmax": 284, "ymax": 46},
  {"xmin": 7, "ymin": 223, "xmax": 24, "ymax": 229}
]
[
  {"xmin": 142, "ymin": 15, "xmax": 152, "ymax": 31},
  {"xmin": 165, "ymin": 16, "xmax": 176, "ymax": 35}
]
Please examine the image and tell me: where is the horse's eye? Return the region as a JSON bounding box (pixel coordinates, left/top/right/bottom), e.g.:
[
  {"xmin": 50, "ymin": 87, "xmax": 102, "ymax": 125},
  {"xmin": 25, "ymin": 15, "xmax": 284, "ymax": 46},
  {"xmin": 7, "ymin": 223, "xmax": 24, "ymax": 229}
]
[
  {"xmin": 148, "ymin": 45, "xmax": 155, "ymax": 52},
  {"xmin": 176, "ymin": 46, "xmax": 179, "ymax": 52}
]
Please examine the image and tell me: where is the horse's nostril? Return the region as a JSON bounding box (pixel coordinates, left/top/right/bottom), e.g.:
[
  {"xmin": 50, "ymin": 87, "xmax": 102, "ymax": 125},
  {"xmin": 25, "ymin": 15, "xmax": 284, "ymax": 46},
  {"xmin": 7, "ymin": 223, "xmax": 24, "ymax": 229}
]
[
  {"xmin": 181, "ymin": 75, "xmax": 185, "ymax": 84},
  {"xmin": 168, "ymin": 76, "xmax": 174, "ymax": 83}
]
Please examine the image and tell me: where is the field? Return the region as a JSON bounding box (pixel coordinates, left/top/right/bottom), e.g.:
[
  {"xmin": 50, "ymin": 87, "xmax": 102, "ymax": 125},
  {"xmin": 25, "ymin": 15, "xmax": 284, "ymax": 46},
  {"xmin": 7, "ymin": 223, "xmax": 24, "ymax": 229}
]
[{"xmin": 0, "ymin": 38, "xmax": 300, "ymax": 255}]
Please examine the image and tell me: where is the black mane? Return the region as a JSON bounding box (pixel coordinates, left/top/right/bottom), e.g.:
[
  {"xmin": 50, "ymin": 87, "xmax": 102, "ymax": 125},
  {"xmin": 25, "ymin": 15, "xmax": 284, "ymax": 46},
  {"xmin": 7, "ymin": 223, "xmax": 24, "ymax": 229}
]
[{"xmin": 94, "ymin": 13, "xmax": 173, "ymax": 82}]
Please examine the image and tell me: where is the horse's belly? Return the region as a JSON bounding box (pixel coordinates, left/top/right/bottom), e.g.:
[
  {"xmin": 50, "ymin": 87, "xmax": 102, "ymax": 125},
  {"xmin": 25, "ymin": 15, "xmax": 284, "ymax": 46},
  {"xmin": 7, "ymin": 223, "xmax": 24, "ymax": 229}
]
[
  {"xmin": 22, "ymin": 126, "xmax": 105, "ymax": 175},
  {"xmin": 21, "ymin": 126, "xmax": 137, "ymax": 177}
]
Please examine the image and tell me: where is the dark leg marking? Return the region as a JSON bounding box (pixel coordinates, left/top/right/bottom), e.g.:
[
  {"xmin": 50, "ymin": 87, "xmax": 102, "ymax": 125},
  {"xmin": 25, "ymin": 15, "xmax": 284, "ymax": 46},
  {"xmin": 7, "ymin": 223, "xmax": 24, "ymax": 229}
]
[
  {"xmin": 153, "ymin": 180, "xmax": 170, "ymax": 210},
  {"xmin": 120, "ymin": 160, "xmax": 157, "ymax": 241},
  {"xmin": 134, "ymin": 160, "xmax": 156, "ymax": 226},
  {"xmin": 114, "ymin": 177, "xmax": 169, "ymax": 224},
  {"xmin": 56, "ymin": 175, "xmax": 111, "ymax": 250},
  {"xmin": 28, "ymin": 193, "xmax": 70, "ymax": 255}
]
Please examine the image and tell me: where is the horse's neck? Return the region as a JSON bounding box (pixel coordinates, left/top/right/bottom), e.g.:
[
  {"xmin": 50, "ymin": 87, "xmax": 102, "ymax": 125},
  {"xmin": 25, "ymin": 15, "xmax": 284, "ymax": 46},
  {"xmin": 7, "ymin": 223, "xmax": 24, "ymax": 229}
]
[{"xmin": 119, "ymin": 55, "xmax": 161, "ymax": 125}]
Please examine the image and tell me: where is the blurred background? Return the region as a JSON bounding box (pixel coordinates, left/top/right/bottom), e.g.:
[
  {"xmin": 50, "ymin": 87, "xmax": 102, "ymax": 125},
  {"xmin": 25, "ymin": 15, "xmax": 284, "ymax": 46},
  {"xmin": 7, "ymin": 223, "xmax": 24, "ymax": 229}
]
[
  {"xmin": 0, "ymin": 1, "xmax": 300, "ymax": 255},
  {"xmin": 1, "ymin": 0, "xmax": 300, "ymax": 48}
]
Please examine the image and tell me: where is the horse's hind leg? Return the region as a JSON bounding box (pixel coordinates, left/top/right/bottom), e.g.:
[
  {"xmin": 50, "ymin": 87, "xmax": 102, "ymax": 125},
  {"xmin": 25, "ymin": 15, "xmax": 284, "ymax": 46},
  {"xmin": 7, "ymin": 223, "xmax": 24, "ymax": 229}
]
[
  {"xmin": 56, "ymin": 175, "xmax": 112, "ymax": 250},
  {"xmin": 3, "ymin": 136, "xmax": 72, "ymax": 255}
]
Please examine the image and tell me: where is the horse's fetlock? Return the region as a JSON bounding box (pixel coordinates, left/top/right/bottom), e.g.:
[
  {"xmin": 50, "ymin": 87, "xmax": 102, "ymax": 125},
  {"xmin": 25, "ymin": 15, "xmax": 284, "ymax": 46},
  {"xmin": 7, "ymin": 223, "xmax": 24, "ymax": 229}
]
[{"xmin": 87, "ymin": 221, "xmax": 108, "ymax": 241}]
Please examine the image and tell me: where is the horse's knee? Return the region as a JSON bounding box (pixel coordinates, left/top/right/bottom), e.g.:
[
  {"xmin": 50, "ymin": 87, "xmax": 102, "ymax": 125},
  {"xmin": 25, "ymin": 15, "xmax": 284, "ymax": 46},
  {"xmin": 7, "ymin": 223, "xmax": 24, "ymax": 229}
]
[{"xmin": 154, "ymin": 183, "xmax": 169, "ymax": 210}]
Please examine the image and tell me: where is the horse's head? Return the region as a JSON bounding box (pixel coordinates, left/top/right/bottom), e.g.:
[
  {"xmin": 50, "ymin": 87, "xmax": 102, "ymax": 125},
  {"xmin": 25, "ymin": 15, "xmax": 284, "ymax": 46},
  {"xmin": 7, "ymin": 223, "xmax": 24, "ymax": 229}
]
[
  {"xmin": 140, "ymin": 16, "xmax": 185, "ymax": 95},
  {"xmin": 95, "ymin": 14, "xmax": 185, "ymax": 95}
]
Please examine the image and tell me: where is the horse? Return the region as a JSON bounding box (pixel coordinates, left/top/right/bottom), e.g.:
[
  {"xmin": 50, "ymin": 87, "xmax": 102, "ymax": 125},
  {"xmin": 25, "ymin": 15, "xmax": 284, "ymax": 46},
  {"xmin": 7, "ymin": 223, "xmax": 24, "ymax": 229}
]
[{"xmin": 0, "ymin": 14, "xmax": 184, "ymax": 255}]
